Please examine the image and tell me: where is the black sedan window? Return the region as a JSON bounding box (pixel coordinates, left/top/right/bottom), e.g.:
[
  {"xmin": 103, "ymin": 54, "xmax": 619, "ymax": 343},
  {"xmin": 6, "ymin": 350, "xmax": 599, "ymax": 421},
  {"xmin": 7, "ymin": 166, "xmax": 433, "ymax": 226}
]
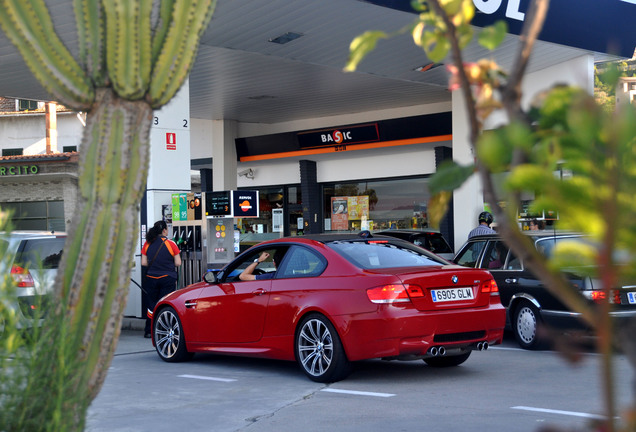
[
  {"xmin": 479, "ymin": 241, "xmax": 509, "ymax": 270},
  {"xmin": 454, "ymin": 240, "xmax": 488, "ymax": 268},
  {"xmin": 412, "ymin": 234, "xmax": 453, "ymax": 254},
  {"xmin": 328, "ymin": 240, "xmax": 443, "ymax": 269}
]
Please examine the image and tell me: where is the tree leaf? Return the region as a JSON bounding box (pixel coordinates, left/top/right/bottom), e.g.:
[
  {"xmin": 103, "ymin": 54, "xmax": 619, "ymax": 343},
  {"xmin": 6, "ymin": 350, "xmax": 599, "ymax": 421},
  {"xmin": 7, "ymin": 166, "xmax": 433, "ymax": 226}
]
[
  {"xmin": 428, "ymin": 160, "xmax": 474, "ymax": 195},
  {"xmin": 428, "ymin": 191, "xmax": 452, "ymax": 229},
  {"xmin": 421, "ymin": 31, "xmax": 450, "ymax": 63},
  {"xmin": 478, "ymin": 20, "xmax": 507, "ymax": 51},
  {"xmin": 344, "ymin": 31, "xmax": 387, "ymax": 72}
]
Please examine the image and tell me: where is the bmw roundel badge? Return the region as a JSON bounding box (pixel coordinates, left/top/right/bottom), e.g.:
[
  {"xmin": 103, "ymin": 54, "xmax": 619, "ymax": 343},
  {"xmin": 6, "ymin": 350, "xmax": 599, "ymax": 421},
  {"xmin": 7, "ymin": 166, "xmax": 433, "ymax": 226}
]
[{"xmin": 451, "ymin": 275, "xmax": 458, "ymax": 284}]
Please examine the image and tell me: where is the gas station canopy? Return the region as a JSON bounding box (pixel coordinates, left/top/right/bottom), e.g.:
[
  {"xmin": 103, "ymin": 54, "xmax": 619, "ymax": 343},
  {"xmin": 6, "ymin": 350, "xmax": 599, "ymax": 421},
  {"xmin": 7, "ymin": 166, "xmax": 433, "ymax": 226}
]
[{"xmin": 0, "ymin": 0, "xmax": 629, "ymax": 125}]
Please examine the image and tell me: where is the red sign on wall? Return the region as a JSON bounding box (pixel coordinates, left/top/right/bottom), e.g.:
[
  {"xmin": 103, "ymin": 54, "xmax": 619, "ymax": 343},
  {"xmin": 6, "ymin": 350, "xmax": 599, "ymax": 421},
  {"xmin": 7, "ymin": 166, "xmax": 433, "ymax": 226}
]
[{"xmin": 166, "ymin": 133, "xmax": 176, "ymax": 150}]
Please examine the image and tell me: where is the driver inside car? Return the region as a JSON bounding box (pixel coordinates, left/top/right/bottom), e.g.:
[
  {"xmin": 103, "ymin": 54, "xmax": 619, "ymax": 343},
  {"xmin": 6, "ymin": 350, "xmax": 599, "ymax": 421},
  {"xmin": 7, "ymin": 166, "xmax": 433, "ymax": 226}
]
[{"xmin": 239, "ymin": 249, "xmax": 285, "ymax": 281}]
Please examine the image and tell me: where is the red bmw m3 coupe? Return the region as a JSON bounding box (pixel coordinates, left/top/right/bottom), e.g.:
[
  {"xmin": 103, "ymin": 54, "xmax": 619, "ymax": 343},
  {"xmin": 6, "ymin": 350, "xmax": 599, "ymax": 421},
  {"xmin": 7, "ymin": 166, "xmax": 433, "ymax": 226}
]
[{"xmin": 152, "ymin": 232, "xmax": 505, "ymax": 382}]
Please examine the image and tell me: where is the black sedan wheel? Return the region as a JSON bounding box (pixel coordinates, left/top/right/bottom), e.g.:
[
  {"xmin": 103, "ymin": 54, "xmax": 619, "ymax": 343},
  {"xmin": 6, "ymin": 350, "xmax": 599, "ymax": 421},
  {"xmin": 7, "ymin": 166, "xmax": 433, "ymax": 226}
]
[
  {"xmin": 154, "ymin": 307, "xmax": 193, "ymax": 362},
  {"xmin": 295, "ymin": 314, "xmax": 351, "ymax": 383},
  {"xmin": 424, "ymin": 351, "xmax": 471, "ymax": 367},
  {"xmin": 513, "ymin": 301, "xmax": 542, "ymax": 350}
]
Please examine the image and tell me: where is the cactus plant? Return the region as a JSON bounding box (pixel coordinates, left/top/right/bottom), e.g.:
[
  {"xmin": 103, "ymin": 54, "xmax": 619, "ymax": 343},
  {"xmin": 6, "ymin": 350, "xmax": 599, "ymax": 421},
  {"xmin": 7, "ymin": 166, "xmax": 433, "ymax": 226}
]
[{"xmin": 0, "ymin": 0, "xmax": 216, "ymax": 430}]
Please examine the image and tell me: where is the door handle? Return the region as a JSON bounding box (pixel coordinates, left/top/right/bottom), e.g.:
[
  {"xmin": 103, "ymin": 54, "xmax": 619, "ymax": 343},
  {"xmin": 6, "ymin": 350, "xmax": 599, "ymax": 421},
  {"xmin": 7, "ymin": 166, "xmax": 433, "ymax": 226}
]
[
  {"xmin": 504, "ymin": 278, "xmax": 518, "ymax": 284},
  {"xmin": 252, "ymin": 288, "xmax": 266, "ymax": 296}
]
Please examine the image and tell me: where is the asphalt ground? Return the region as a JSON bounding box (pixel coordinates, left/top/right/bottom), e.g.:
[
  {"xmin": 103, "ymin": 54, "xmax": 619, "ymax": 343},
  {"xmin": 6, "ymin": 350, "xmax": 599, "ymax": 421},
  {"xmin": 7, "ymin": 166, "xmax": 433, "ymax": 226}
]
[{"xmin": 85, "ymin": 326, "xmax": 635, "ymax": 432}]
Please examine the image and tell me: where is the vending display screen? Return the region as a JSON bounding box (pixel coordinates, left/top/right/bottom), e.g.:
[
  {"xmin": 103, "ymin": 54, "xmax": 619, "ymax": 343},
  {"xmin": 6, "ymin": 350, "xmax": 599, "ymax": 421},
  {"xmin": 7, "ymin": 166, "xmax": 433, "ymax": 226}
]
[{"xmin": 205, "ymin": 191, "xmax": 231, "ymax": 217}]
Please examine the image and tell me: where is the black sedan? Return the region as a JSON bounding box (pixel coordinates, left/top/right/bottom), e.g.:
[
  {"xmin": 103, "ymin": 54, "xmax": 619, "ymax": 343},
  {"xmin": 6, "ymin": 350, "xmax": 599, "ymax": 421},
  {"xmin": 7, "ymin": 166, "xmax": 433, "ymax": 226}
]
[{"xmin": 453, "ymin": 232, "xmax": 636, "ymax": 349}]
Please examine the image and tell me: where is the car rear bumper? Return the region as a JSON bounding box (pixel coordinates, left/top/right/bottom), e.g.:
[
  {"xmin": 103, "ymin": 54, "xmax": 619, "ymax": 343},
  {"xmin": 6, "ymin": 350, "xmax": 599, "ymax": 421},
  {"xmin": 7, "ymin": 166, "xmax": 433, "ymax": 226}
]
[
  {"xmin": 541, "ymin": 308, "xmax": 636, "ymax": 331},
  {"xmin": 336, "ymin": 303, "xmax": 506, "ymax": 361}
]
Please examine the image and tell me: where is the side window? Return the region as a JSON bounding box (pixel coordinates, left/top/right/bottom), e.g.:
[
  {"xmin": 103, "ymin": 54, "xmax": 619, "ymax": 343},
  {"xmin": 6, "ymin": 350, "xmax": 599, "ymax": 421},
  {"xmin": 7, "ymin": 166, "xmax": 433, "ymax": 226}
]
[
  {"xmin": 507, "ymin": 251, "xmax": 522, "ymax": 270},
  {"xmin": 277, "ymin": 246, "xmax": 326, "ymax": 279},
  {"xmin": 480, "ymin": 241, "xmax": 509, "ymax": 270},
  {"xmin": 454, "ymin": 240, "xmax": 488, "ymax": 268},
  {"xmin": 221, "ymin": 247, "xmax": 287, "ymax": 282}
]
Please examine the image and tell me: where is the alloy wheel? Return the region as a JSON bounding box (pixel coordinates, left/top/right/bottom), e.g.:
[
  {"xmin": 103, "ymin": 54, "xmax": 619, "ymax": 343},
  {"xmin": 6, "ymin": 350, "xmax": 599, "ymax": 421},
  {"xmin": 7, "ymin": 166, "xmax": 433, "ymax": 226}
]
[
  {"xmin": 297, "ymin": 318, "xmax": 334, "ymax": 377},
  {"xmin": 155, "ymin": 309, "xmax": 181, "ymax": 360}
]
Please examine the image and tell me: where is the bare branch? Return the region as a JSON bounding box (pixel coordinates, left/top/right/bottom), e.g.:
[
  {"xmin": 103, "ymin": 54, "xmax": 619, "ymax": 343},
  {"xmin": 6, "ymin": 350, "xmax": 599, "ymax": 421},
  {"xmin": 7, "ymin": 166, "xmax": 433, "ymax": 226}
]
[
  {"xmin": 426, "ymin": 0, "xmax": 480, "ymax": 147},
  {"xmin": 502, "ymin": 0, "xmax": 550, "ymax": 120}
]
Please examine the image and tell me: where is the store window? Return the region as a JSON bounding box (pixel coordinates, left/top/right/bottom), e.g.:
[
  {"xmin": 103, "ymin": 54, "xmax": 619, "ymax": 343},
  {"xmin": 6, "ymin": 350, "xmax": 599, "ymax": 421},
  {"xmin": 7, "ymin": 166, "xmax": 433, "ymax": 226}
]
[
  {"xmin": 1, "ymin": 200, "xmax": 65, "ymax": 231},
  {"xmin": 236, "ymin": 186, "xmax": 302, "ymax": 251},
  {"xmin": 323, "ymin": 177, "xmax": 430, "ymax": 232}
]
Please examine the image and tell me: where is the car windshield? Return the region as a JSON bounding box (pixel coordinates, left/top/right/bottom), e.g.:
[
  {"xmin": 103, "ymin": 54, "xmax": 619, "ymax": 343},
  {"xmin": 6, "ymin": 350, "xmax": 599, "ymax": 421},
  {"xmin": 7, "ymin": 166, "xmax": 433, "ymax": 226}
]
[
  {"xmin": 412, "ymin": 234, "xmax": 452, "ymax": 254},
  {"xmin": 327, "ymin": 240, "xmax": 444, "ymax": 269}
]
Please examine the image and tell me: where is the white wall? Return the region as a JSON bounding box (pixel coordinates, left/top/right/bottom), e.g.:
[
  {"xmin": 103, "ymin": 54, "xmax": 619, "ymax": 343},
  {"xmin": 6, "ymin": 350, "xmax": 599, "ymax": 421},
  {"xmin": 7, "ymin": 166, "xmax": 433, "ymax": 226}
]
[
  {"xmin": 235, "ymin": 142, "xmax": 443, "ymax": 189},
  {"xmin": 190, "ymin": 117, "xmax": 214, "ymax": 160},
  {"xmin": 0, "ymin": 112, "xmax": 84, "ymax": 154}
]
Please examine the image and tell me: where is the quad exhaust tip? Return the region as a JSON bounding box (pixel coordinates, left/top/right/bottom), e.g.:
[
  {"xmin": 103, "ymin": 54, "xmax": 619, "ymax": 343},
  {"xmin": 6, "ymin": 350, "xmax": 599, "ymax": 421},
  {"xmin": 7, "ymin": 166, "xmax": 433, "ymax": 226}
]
[
  {"xmin": 428, "ymin": 346, "xmax": 446, "ymax": 357},
  {"xmin": 428, "ymin": 342, "xmax": 487, "ymax": 357}
]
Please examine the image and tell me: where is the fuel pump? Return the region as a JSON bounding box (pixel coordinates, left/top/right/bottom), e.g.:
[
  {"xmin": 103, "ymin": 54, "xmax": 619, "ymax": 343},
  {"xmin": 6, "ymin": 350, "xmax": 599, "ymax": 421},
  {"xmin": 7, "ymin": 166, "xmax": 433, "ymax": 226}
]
[{"xmin": 170, "ymin": 192, "xmax": 206, "ymax": 288}]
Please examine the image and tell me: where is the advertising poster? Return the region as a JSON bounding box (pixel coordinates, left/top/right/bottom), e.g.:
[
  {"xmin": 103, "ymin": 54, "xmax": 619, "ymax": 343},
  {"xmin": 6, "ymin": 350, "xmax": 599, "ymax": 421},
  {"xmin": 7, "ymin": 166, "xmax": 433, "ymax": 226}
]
[
  {"xmin": 171, "ymin": 194, "xmax": 181, "ymax": 221},
  {"xmin": 186, "ymin": 193, "xmax": 195, "ymax": 220},
  {"xmin": 162, "ymin": 205, "xmax": 173, "ymax": 224},
  {"xmin": 179, "ymin": 193, "xmax": 188, "ymax": 221},
  {"xmin": 331, "ymin": 197, "xmax": 348, "ymax": 230},
  {"xmin": 193, "ymin": 192, "xmax": 202, "ymax": 220},
  {"xmin": 348, "ymin": 196, "xmax": 369, "ymax": 220}
]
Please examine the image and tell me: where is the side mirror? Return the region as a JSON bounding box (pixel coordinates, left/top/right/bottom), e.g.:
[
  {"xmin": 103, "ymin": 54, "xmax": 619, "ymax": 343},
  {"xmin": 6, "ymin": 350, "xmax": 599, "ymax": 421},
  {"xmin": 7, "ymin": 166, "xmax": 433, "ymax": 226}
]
[{"xmin": 203, "ymin": 270, "xmax": 219, "ymax": 284}]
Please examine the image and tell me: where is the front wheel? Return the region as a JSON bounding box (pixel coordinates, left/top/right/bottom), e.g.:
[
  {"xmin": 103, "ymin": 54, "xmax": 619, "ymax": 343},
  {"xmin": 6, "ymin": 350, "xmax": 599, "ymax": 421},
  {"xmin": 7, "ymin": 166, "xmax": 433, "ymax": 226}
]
[
  {"xmin": 424, "ymin": 351, "xmax": 471, "ymax": 367},
  {"xmin": 295, "ymin": 314, "xmax": 351, "ymax": 383},
  {"xmin": 154, "ymin": 307, "xmax": 193, "ymax": 362},
  {"xmin": 513, "ymin": 301, "xmax": 543, "ymax": 350}
]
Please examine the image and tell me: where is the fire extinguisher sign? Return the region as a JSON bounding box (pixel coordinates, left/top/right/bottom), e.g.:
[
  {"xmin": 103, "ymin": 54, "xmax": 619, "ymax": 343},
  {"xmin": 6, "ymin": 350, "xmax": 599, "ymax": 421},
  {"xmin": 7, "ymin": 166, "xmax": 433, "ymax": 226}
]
[{"xmin": 166, "ymin": 132, "xmax": 177, "ymax": 150}]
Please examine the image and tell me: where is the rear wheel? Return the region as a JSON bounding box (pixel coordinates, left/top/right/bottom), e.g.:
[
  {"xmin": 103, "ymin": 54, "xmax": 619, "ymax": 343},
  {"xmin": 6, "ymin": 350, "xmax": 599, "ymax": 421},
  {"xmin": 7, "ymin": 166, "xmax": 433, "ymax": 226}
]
[
  {"xmin": 513, "ymin": 301, "xmax": 542, "ymax": 350},
  {"xmin": 295, "ymin": 314, "xmax": 351, "ymax": 383},
  {"xmin": 424, "ymin": 351, "xmax": 471, "ymax": 367},
  {"xmin": 154, "ymin": 307, "xmax": 193, "ymax": 362}
]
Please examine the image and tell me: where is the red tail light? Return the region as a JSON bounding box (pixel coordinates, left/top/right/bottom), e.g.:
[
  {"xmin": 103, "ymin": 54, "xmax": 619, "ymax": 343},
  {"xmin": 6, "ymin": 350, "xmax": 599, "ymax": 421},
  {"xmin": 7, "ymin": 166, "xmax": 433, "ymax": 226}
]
[
  {"xmin": 480, "ymin": 279, "xmax": 499, "ymax": 295},
  {"xmin": 590, "ymin": 290, "xmax": 621, "ymax": 304},
  {"xmin": 614, "ymin": 290, "xmax": 622, "ymax": 304},
  {"xmin": 367, "ymin": 284, "xmax": 425, "ymax": 304},
  {"xmin": 590, "ymin": 291, "xmax": 605, "ymax": 302},
  {"xmin": 11, "ymin": 265, "xmax": 35, "ymax": 288},
  {"xmin": 367, "ymin": 284, "xmax": 409, "ymax": 303},
  {"xmin": 405, "ymin": 284, "xmax": 425, "ymax": 298}
]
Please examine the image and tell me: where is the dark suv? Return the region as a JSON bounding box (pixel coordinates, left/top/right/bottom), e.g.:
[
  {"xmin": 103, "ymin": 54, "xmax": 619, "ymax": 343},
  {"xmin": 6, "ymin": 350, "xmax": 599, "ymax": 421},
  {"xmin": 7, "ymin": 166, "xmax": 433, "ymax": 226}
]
[
  {"xmin": 374, "ymin": 229, "xmax": 454, "ymax": 260},
  {"xmin": 454, "ymin": 232, "xmax": 636, "ymax": 349},
  {"xmin": 1, "ymin": 231, "xmax": 66, "ymax": 329}
]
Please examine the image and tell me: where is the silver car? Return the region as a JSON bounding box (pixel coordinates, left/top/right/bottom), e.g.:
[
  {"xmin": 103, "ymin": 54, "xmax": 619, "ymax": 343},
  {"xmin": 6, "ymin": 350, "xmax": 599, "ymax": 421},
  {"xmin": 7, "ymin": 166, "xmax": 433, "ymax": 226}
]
[{"xmin": 1, "ymin": 231, "xmax": 66, "ymax": 329}]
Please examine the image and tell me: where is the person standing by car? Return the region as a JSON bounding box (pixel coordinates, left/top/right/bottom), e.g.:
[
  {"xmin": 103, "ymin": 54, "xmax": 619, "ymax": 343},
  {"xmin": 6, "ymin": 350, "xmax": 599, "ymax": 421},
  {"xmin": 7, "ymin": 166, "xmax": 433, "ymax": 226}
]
[
  {"xmin": 141, "ymin": 220, "xmax": 181, "ymax": 338},
  {"xmin": 468, "ymin": 211, "xmax": 496, "ymax": 238}
]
